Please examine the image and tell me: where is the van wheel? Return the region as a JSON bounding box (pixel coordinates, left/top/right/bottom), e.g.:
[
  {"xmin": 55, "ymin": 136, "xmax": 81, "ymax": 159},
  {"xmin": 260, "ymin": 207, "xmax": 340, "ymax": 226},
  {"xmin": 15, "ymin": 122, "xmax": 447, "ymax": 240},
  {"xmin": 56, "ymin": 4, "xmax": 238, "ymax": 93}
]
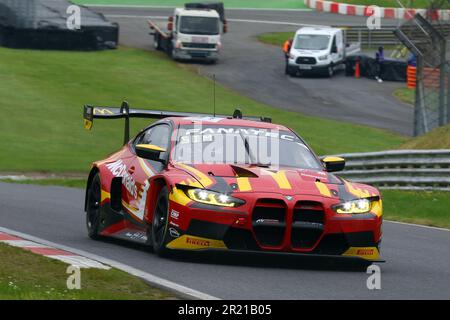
[{"xmin": 326, "ymin": 64, "xmax": 334, "ymax": 78}]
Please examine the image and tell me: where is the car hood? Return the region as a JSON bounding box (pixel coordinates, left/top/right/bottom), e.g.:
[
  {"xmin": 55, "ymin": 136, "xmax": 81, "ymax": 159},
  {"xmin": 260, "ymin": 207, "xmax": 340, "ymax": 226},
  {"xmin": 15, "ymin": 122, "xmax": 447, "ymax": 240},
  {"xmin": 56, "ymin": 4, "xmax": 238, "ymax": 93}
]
[{"xmin": 173, "ymin": 163, "xmax": 347, "ymax": 198}]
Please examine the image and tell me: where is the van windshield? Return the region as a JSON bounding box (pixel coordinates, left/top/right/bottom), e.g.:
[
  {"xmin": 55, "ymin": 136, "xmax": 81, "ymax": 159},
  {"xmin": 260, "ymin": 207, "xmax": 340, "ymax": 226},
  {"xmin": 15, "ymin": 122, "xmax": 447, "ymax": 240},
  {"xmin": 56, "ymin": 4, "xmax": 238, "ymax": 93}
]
[
  {"xmin": 180, "ymin": 16, "xmax": 220, "ymax": 35},
  {"xmin": 294, "ymin": 34, "xmax": 330, "ymax": 50}
]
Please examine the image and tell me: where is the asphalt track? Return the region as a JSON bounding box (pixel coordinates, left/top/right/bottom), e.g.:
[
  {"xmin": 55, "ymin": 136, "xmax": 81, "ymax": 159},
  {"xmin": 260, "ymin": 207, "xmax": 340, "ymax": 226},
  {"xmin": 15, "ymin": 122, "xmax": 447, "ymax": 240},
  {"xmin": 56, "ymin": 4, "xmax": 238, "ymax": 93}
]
[
  {"xmin": 94, "ymin": 6, "xmax": 413, "ymax": 135},
  {"xmin": 1, "ymin": 182, "xmax": 450, "ymax": 299}
]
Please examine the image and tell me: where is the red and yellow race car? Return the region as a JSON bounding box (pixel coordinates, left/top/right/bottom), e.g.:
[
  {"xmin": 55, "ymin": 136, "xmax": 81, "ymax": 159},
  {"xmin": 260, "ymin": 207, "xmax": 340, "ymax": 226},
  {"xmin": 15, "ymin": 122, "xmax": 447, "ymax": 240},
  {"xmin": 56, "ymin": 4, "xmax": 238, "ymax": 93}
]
[{"xmin": 83, "ymin": 102, "xmax": 382, "ymax": 263}]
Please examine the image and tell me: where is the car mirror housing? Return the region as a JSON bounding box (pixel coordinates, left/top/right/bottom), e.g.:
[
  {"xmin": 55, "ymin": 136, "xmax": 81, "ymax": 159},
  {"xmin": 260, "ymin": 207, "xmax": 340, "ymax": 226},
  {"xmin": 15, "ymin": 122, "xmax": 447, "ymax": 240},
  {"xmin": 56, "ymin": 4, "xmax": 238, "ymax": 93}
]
[
  {"xmin": 135, "ymin": 144, "xmax": 166, "ymax": 162},
  {"xmin": 322, "ymin": 156, "xmax": 345, "ymax": 172}
]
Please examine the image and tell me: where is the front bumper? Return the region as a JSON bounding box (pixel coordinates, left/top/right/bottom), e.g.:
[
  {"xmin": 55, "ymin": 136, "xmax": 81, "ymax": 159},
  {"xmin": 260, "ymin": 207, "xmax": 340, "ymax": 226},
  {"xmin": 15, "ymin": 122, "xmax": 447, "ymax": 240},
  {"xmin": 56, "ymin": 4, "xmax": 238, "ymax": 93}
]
[
  {"xmin": 167, "ymin": 191, "xmax": 383, "ymax": 261},
  {"xmin": 173, "ymin": 48, "xmax": 219, "ymax": 61}
]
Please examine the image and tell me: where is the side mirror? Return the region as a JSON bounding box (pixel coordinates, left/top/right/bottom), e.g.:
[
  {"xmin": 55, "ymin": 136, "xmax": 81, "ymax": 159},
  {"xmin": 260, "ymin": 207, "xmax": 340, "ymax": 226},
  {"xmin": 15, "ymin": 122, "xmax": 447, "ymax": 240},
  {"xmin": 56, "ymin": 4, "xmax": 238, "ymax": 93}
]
[
  {"xmin": 322, "ymin": 156, "xmax": 345, "ymax": 172},
  {"xmin": 135, "ymin": 144, "xmax": 166, "ymax": 163}
]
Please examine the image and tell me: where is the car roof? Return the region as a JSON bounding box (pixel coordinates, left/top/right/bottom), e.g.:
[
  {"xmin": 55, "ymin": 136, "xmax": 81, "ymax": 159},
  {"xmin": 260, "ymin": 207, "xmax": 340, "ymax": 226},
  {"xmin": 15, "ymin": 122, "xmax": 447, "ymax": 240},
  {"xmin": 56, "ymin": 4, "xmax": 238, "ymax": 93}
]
[{"xmin": 160, "ymin": 116, "xmax": 290, "ymax": 131}]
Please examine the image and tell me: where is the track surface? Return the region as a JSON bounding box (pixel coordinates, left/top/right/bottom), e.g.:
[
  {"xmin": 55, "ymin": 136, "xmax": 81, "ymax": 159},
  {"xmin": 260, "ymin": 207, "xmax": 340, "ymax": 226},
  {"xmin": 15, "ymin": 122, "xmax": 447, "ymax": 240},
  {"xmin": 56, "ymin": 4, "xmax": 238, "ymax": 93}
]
[
  {"xmin": 1, "ymin": 182, "xmax": 449, "ymax": 299},
  {"xmin": 95, "ymin": 7, "xmax": 413, "ymax": 135}
]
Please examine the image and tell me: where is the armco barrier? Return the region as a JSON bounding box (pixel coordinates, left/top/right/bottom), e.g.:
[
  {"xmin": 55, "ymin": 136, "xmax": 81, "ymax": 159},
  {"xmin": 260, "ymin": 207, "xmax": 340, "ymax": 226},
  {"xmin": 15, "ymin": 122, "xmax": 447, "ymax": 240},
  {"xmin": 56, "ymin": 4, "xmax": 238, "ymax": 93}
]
[{"xmin": 328, "ymin": 150, "xmax": 450, "ymax": 191}]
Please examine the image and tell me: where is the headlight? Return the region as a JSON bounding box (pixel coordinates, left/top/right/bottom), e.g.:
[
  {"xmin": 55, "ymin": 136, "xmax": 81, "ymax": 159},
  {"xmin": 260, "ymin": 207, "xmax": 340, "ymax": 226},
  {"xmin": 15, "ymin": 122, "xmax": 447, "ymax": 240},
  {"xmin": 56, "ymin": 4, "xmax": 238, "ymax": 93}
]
[
  {"xmin": 332, "ymin": 198, "xmax": 371, "ymax": 214},
  {"xmin": 318, "ymin": 55, "xmax": 328, "ymax": 61},
  {"xmin": 185, "ymin": 188, "xmax": 245, "ymax": 207}
]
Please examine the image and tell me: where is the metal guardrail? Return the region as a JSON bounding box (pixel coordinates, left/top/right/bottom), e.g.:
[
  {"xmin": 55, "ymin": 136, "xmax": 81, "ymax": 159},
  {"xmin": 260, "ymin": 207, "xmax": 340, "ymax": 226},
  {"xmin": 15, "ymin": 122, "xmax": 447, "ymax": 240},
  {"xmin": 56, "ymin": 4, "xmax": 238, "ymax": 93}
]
[
  {"xmin": 331, "ymin": 150, "xmax": 450, "ymax": 191},
  {"xmin": 340, "ymin": 24, "xmax": 450, "ymax": 47}
]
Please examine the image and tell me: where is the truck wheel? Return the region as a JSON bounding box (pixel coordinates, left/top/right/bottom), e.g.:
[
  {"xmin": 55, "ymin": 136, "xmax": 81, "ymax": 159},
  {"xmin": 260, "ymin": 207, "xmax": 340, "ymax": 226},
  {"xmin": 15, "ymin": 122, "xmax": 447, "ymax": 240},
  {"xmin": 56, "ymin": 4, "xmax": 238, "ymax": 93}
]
[{"xmin": 325, "ymin": 65, "xmax": 334, "ymax": 78}]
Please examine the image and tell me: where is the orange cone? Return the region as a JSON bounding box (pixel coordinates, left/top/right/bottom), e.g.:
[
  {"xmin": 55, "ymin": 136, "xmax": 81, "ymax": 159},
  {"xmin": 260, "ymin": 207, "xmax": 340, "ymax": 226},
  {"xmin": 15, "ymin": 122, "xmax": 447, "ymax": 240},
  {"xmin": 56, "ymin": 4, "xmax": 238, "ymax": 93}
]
[{"xmin": 354, "ymin": 60, "xmax": 360, "ymax": 78}]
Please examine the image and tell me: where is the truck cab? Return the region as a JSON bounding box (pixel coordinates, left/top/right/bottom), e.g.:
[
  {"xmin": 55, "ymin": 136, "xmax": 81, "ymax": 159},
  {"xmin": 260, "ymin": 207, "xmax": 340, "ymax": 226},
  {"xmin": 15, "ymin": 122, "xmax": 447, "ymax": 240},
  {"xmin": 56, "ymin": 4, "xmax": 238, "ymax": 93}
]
[
  {"xmin": 171, "ymin": 8, "xmax": 223, "ymax": 62},
  {"xmin": 286, "ymin": 27, "xmax": 356, "ymax": 77}
]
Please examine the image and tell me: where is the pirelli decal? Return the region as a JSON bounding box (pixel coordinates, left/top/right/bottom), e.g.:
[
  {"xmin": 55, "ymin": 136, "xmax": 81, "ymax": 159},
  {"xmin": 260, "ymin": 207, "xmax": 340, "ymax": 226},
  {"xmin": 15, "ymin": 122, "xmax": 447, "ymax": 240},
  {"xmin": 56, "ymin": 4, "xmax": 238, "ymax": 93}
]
[
  {"xmin": 342, "ymin": 247, "xmax": 380, "ymax": 261},
  {"xmin": 166, "ymin": 235, "xmax": 227, "ymax": 250}
]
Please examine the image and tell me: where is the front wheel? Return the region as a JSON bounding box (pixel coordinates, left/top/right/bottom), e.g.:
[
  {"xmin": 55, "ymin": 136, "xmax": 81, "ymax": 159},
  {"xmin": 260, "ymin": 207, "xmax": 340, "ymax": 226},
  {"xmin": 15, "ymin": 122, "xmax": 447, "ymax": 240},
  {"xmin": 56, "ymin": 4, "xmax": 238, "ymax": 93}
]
[
  {"xmin": 86, "ymin": 173, "xmax": 102, "ymax": 240},
  {"xmin": 151, "ymin": 186, "xmax": 170, "ymax": 256},
  {"xmin": 325, "ymin": 64, "xmax": 334, "ymax": 78}
]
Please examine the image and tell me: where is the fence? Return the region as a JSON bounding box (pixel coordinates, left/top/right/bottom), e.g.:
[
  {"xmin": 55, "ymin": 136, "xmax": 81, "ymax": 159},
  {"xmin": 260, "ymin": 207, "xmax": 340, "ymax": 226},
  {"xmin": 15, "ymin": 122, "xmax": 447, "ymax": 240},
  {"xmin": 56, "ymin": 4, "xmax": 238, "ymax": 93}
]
[{"xmin": 331, "ymin": 150, "xmax": 450, "ymax": 191}]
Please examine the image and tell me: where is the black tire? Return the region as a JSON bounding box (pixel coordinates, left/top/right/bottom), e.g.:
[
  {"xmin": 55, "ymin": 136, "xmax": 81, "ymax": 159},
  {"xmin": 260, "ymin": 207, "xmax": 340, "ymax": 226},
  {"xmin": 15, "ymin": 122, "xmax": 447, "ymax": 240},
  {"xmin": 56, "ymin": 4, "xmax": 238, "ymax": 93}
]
[
  {"xmin": 151, "ymin": 186, "xmax": 170, "ymax": 256},
  {"xmin": 325, "ymin": 64, "xmax": 334, "ymax": 78},
  {"xmin": 86, "ymin": 173, "xmax": 102, "ymax": 240}
]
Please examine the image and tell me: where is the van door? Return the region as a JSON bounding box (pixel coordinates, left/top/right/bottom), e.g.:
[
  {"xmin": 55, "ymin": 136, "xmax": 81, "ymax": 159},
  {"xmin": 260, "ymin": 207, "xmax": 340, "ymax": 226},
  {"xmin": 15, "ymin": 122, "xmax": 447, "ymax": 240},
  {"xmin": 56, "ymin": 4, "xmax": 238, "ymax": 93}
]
[{"xmin": 330, "ymin": 35, "xmax": 340, "ymax": 64}]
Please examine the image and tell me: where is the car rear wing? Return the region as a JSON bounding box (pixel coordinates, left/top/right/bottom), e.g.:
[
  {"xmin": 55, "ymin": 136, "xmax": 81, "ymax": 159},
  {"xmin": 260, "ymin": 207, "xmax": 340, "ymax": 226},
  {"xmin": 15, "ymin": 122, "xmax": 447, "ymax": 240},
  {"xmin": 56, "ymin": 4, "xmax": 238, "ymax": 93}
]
[{"xmin": 83, "ymin": 101, "xmax": 271, "ymax": 145}]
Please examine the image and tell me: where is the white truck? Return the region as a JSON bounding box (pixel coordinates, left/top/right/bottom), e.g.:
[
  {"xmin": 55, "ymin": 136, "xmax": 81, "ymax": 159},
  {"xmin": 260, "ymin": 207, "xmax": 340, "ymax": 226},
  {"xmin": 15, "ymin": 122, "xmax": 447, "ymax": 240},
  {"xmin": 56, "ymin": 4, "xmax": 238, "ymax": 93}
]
[
  {"xmin": 149, "ymin": 3, "xmax": 227, "ymax": 63},
  {"xmin": 286, "ymin": 26, "xmax": 360, "ymax": 77}
]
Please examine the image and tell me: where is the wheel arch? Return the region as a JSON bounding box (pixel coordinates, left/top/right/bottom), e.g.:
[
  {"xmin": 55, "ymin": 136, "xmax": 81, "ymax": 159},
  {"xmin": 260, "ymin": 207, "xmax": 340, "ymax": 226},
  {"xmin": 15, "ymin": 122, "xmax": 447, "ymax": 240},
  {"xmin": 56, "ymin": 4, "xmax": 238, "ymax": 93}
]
[
  {"xmin": 144, "ymin": 176, "xmax": 170, "ymax": 224},
  {"xmin": 84, "ymin": 166, "xmax": 100, "ymax": 212}
]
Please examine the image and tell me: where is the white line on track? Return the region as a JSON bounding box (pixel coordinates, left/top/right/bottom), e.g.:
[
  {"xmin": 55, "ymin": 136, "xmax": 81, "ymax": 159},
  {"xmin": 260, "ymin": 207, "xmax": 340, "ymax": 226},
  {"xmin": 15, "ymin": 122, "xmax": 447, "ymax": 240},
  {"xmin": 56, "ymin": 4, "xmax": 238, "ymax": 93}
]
[
  {"xmin": 0, "ymin": 226, "xmax": 220, "ymax": 300},
  {"xmin": 385, "ymin": 220, "xmax": 450, "ymax": 232},
  {"xmin": 104, "ymin": 14, "xmax": 325, "ymax": 27},
  {"xmin": 85, "ymin": 4, "xmax": 312, "ymax": 11}
]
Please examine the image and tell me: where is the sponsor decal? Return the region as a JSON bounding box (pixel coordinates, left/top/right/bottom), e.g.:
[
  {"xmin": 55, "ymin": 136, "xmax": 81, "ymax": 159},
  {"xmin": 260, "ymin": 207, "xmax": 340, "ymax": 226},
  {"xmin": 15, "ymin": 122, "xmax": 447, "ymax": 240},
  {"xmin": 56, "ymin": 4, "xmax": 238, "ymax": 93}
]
[
  {"xmin": 285, "ymin": 195, "xmax": 293, "ymax": 201},
  {"xmin": 124, "ymin": 231, "xmax": 147, "ymax": 241},
  {"xmin": 169, "ymin": 221, "xmax": 180, "ymax": 228},
  {"xmin": 106, "ymin": 160, "xmax": 138, "ymax": 199},
  {"xmin": 186, "ymin": 237, "xmax": 210, "ymax": 247},
  {"xmin": 170, "ymin": 209, "xmax": 180, "ymax": 220},
  {"xmin": 169, "ymin": 228, "xmax": 180, "ymax": 238},
  {"xmin": 255, "ymin": 219, "xmax": 279, "ymax": 224},
  {"xmin": 357, "ymin": 249, "xmax": 375, "ymax": 256}
]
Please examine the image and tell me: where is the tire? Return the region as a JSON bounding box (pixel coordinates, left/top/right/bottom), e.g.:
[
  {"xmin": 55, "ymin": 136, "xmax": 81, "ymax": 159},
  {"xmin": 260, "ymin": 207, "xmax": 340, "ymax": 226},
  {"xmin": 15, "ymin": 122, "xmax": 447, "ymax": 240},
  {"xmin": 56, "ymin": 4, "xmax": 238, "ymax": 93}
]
[
  {"xmin": 151, "ymin": 186, "xmax": 170, "ymax": 256},
  {"xmin": 86, "ymin": 173, "xmax": 102, "ymax": 240},
  {"xmin": 325, "ymin": 64, "xmax": 334, "ymax": 78}
]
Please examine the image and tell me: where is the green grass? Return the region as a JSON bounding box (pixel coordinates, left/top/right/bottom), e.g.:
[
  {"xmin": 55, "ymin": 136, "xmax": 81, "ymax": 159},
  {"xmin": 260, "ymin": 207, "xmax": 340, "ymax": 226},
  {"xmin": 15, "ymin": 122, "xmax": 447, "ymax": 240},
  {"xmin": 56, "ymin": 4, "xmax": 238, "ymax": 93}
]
[
  {"xmin": 382, "ymin": 190, "xmax": 450, "ymax": 228},
  {"xmin": 0, "ymin": 46, "xmax": 404, "ymax": 173},
  {"xmin": 0, "ymin": 178, "xmax": 87, "ymax": 189},
  {"xmin": 399, "ymin": 124, "xmax": 450, "ymax": 149},
  {"xmin": 394, "ymin": 88, "xmax": 414, "ymax": 106},
  {"xmin": 73, "ymin": 0, "xmax": 308, "ymax": 9},
  {"xmin": 0, "ymin": 243, "xmax": 174, "ymax": 299},
  {"xmin": 258, "ymin": 32, "xmax": 294, "ymax": 47},
  {"xmin": 332, "ymin": 0, "xmax": 449, "ymax": 9}
]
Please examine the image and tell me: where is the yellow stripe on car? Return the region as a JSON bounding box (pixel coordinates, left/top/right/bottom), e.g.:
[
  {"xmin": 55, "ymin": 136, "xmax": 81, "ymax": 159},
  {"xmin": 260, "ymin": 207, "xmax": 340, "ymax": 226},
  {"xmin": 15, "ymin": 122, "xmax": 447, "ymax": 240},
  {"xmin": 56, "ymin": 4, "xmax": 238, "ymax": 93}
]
[
  {"xmin": 262, "ymin": 170, "xmax": 291, "ymax": 190},
  {"xmin": 344, "ymin": 180, "xmax": 371, "ymax": 198},
  {"xmin": 169, "ymin": 186, "xmax": 192, "ymax": 206},
  {"xmin": 315, "ymin": 181, "xmax": 332, "ymax": 197},
  {"xmin": 101, "ymin": 190, "xmax": 110, "ymax": 202},
  {"xmin": 176, "ymin": 163, "xmax": 213, "ymax": 187},
  {"xmin": 236, "ymin": 177, "xmax": 252, "ymax": 192}
]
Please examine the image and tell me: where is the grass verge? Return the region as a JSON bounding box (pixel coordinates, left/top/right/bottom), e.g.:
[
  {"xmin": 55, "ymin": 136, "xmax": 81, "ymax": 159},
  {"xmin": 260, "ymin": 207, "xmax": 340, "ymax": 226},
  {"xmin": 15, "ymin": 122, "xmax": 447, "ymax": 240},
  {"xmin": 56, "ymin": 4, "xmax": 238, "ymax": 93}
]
[
  {"xmin": 0, "ymin": 46, "xmax": 404, "ymax": 173},
  {"xmin": 399, "ymin": 124, "xmax": 450, "ymax": 149},
  {"xmin": 74, "ymin": 0, "xmax": 308, "ymax": 9},
  {"xmin": 381, "ymin": 190, "xmax": 450, "ymax": 229},
  {"xmin": 393, "ymin": 88, "xmax": 414, "ymax": 106},
  {"xmin": 0, "ymin": 243, "xmax": 175, "ymax": 299}
]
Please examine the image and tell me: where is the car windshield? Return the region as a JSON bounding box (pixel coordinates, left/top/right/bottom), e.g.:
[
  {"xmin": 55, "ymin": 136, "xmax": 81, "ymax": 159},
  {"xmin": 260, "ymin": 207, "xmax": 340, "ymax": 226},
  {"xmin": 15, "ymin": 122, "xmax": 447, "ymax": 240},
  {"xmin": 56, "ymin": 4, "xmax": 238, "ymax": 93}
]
[
  {"xmin": 294, "ymin": 34, "xmax": 330, "ymax": 50},
  {"xmin": 172, "ymin": 125, "xmax": 322, "ymax": 170},
  {"xmin": 179, "ymin": 16, "xmax": 220, "ymax": 35}
]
